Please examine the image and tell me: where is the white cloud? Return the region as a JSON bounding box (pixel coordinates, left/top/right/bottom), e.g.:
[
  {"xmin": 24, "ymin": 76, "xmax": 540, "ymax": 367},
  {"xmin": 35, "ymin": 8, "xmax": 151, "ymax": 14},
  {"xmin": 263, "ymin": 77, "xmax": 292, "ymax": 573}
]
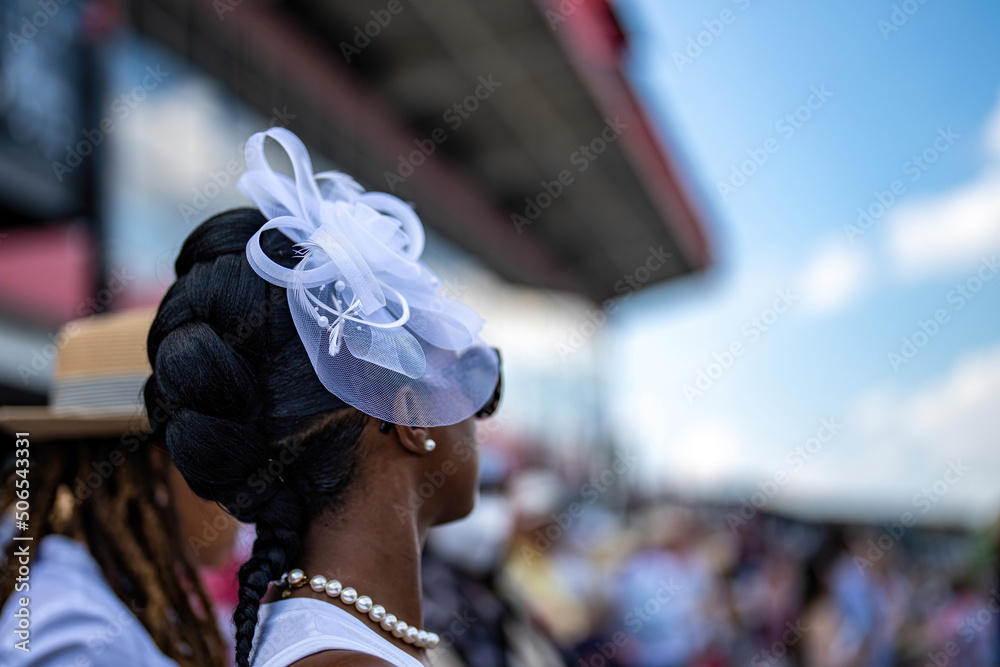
[
  {"xmin": 887, "ymin": 91, "xmax": 1000, "ymax": 277},
  {"xmin": 888, "ymin": 168, "xmax": 1000, "ymax": 276},
  {"xmin": 865, "ymin": 345, "xmax": 1000, "ymax": 455},
  {"xmin": 835, "ymin": 342, "xmax": 1000, "ymax": 524},
  {"xmin": 796, "ymin": 240, "xmax": 870, "ymax": 314},
  {"xmin": 664, "ymin": 419, "xmax": 744, "ymax": 486}
]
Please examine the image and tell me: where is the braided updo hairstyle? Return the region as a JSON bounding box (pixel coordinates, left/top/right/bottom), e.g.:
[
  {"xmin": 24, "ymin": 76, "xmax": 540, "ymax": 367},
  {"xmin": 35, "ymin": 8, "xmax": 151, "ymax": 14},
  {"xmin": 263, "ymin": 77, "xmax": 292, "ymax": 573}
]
[{"xmin": 144, "ymin": 209, "xmax": 369, "ymax": 667}]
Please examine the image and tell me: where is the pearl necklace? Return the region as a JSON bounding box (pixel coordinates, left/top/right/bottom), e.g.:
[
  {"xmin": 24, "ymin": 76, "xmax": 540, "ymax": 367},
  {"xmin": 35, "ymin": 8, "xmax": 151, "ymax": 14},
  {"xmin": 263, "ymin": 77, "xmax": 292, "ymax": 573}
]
[{"xmin": 276, "ymin": 569, "xmax": 440, "ymax": 649}]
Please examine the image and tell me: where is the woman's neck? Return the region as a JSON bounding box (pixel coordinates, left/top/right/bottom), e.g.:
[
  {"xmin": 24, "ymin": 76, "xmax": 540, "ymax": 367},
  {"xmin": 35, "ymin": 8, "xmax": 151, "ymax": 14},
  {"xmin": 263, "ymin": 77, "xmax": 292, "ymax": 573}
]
[{"xmin": 262, "ymin": 478, "xmax": 430, "ymax": 660}]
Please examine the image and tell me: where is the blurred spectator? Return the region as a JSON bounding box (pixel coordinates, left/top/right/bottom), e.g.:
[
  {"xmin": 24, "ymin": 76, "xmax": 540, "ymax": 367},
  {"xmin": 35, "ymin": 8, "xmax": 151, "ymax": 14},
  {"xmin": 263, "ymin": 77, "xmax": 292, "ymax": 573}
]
[{"xmin": 0, "ymin": 309, "xmax": 231, "ymax": 666}]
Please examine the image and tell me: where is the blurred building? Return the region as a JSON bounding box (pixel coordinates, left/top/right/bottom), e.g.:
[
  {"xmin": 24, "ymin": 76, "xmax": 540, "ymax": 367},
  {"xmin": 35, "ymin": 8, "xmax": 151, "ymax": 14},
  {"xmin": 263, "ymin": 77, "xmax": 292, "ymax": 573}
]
[{"xmin": 0, "ymin": 0, "xmax": 711, "ymax": 461}]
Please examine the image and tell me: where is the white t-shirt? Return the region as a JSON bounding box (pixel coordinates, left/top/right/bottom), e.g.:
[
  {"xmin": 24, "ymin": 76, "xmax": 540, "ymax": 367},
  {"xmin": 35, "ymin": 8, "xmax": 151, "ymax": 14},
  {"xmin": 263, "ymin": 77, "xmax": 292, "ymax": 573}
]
[
  {"xmin": 0, "ymin": 534, "xmax": 177, "ymax": 666},
  {"xmin": 253, "ymin": 597, "xmax": 424, "ymax": 667}
]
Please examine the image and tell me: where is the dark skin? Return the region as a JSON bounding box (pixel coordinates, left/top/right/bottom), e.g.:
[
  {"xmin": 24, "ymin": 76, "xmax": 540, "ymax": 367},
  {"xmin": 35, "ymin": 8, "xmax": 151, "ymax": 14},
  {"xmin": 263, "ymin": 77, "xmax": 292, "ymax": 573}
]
[{"xmin": 261, "ymin": 415, "xmax": 481, "ymax": 666}]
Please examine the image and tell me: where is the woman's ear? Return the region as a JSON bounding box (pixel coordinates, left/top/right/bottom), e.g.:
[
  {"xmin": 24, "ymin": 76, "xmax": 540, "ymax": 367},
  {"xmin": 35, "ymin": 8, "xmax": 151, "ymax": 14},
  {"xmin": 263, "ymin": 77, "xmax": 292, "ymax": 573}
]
[
  {"xmin": 386, "ymin": 386, "xmax": 434, "ymax": 454},
  {"xmin": 389, "ymin": 423, "xmax": 433, "ymax": 455}
]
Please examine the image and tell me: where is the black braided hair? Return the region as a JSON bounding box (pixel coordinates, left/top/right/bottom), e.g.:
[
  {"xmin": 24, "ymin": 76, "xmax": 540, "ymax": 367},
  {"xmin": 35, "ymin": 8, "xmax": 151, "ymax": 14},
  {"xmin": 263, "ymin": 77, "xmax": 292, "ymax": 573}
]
[{"xmin": 144, "ymin": 209, "xmax": 368, "ymax": 667}]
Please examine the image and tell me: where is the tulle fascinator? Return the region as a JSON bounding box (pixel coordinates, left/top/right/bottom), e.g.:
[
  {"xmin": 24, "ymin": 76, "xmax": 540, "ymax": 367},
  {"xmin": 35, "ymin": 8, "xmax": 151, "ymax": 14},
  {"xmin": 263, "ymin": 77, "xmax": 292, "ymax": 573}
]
[{"xmin": 238, "ymin": 128, "xmax": 499, "ymax": 427}]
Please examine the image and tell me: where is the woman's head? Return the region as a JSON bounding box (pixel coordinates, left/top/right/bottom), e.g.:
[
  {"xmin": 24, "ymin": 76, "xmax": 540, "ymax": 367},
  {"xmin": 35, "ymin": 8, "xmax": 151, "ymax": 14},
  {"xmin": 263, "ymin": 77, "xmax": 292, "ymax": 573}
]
[{"xmin": 143, "ymin": 208, "xmax": 486, "ymax": 666}]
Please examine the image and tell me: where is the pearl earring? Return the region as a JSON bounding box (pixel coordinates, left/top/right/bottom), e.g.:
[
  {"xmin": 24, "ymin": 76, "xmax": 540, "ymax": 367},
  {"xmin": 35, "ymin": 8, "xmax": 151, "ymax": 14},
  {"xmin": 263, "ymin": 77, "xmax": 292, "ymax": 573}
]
[{"xmin": 424, "ymin": 439, "xmax": 436, "ymax": 452}]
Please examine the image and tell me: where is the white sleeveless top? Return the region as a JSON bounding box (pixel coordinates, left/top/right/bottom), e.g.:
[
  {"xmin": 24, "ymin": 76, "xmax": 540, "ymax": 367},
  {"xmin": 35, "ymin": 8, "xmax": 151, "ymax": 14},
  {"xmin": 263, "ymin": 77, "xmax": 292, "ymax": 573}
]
[{"xmin": 252, "ymin": 597, "xmax": 424, "ymax": 667}]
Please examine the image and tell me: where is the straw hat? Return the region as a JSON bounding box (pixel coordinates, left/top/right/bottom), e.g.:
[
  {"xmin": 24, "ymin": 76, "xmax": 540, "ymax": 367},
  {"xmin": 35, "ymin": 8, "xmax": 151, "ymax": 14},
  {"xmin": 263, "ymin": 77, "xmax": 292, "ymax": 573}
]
[{"xmin": 0, "ymin": 308, "xmax": 155, "ymax": 440}]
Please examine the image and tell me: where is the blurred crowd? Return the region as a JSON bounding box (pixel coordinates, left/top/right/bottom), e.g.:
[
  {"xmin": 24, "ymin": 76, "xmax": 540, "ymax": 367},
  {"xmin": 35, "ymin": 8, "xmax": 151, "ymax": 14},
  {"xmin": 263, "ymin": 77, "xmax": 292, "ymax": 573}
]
[
  {"xmin": 422, "ymin": 449, "xmax": 1000, "ymax": 667},
  {"xmin": 4, "ymin": 424, "xmax": 998, "ymax": 667}
]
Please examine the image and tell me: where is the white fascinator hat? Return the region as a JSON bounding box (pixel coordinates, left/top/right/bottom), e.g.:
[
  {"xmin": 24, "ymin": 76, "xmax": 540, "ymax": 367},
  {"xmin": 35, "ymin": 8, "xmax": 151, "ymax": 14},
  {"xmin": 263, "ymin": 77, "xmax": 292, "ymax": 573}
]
[{"xmin": 238, "ymin": 128, "xmax": 500, "ymax": 427}]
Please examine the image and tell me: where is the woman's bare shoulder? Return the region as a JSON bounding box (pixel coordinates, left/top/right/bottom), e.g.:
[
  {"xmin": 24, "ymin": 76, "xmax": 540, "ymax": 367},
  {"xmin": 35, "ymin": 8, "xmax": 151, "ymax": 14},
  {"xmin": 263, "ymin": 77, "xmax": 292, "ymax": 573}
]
[{"xmin": 287, "ymin": 650, "xmax": 398, "ymax": 666}]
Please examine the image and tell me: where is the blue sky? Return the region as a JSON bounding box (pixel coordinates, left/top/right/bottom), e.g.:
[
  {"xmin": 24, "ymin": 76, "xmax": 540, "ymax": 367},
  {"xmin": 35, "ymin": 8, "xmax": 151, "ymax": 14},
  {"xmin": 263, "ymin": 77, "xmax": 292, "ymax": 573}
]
[{"xmin": 608, "ymin": 0, "xmax": 1000, "ymax": 524}]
